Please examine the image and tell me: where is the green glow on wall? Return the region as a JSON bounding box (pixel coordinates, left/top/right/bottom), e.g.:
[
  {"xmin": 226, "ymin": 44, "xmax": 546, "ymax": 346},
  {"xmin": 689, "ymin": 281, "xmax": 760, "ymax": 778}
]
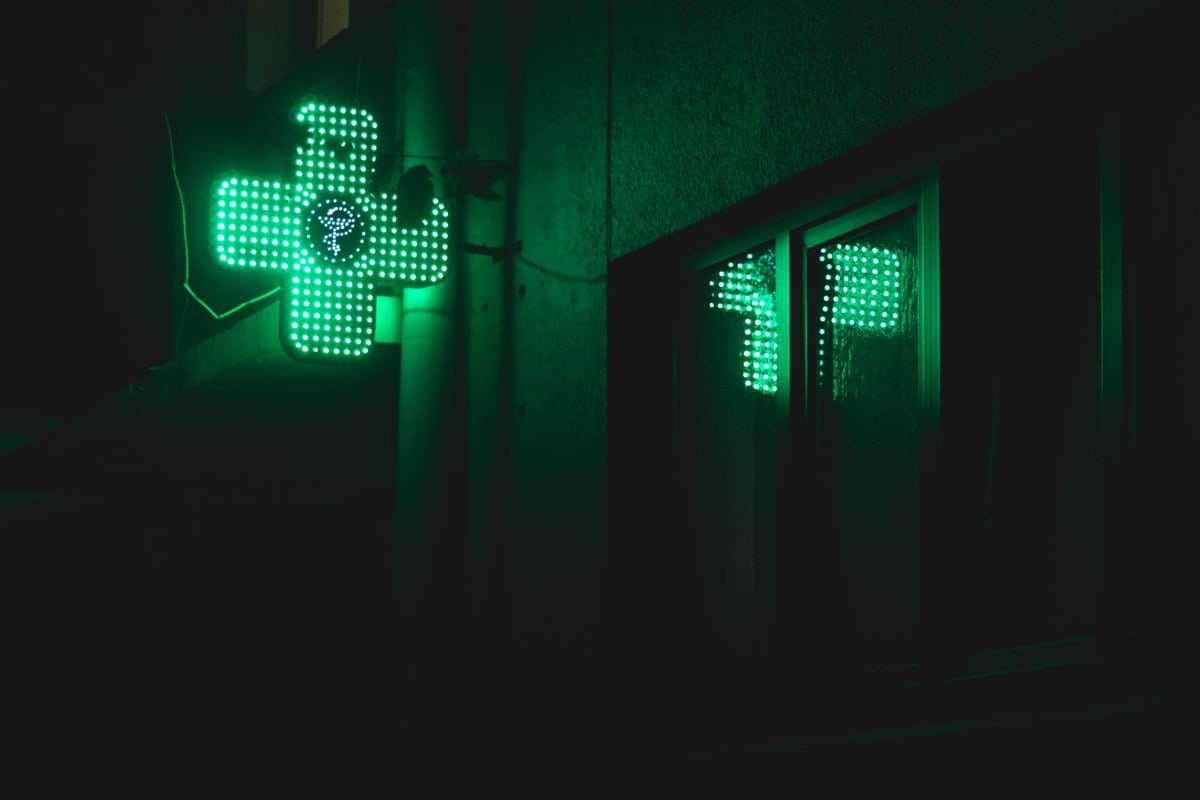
[
  {"xmin": 816, "ymin": 242, "xmax": 909, "ymax": 383},
  {"xmin": 212, "ymin": 101, "xmax": 450, "ymax": 361},
  {"xmin": 708, "ymin": 251, "xmax": 778, "ymax": 395}
]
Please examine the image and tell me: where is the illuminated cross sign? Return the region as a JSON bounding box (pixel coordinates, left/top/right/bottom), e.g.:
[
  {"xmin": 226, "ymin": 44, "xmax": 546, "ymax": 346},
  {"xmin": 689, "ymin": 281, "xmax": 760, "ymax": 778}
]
[{"xmin": 212, "ymin": 101, "xmax": 450, "ymax": 361}]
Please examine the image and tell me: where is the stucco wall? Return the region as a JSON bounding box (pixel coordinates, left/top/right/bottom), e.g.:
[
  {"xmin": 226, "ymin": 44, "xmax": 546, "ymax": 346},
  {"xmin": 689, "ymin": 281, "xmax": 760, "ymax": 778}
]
[
  {"xmin": 481, "ymin": 0, "xmax": 611, "ymax": 660},
  {"xmin": 610, "ymin": 0, "xmax": 1167, "ymax": 257}
]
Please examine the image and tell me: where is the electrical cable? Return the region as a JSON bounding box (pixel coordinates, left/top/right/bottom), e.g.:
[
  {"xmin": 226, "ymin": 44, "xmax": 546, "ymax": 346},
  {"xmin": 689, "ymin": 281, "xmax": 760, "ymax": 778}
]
[
  {"xmin": 516, "ymin": 252, "xmax": 607, "ymax": 284},
  {"xmin": 163, "ymin": 111, "xmax": 279, "ymax": 321}
]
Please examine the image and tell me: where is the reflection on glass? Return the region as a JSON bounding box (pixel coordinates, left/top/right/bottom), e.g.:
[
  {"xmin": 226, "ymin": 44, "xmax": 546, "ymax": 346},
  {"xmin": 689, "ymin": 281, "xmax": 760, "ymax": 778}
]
[
  {"xmin": 708, "ymin": 250, "xmax": 779, "ymax": 395},
  {"xmin": 676, "ymin": 243, "xmax": 778, "ymax": 654},
  {"xmin": 809, "ymin": 210, "xmax": 919, "ymax": 670},
  {"xmin": 817, "ymin": 238, "xmax": 916, "ymax": 398}
]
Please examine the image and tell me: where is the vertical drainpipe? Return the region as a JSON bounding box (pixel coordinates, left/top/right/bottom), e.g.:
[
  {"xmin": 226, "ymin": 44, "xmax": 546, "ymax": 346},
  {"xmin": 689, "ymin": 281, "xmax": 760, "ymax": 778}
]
[{"xmin": 393, "ymin": 0, "xmax": 465, "ymax": 674}]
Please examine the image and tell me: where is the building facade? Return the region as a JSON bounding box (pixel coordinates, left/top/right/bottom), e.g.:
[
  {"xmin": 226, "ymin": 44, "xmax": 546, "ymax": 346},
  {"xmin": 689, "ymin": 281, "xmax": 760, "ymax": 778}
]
[{"xmin": 4, "ymin": 0, "xmax": 1195, "ymax": 777}]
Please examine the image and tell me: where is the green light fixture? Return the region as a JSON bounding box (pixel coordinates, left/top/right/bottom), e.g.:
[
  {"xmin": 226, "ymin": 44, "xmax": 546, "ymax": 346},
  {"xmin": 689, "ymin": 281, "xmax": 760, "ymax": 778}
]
[
  {"xmin": 708, "ymin": 251, "xmax": 778, "ymax": 395},
  {"xmin": 212, "ymin": 101, "xmax": 450, "ymax": 361}
]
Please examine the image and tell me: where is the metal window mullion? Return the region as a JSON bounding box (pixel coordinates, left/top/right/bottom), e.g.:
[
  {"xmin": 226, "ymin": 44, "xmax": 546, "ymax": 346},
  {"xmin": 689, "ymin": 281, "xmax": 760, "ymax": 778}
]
[
  {"xmin": 917, "ymin": 169, "xmax": 942, "ymax": 646},
  {"xmin": 917, "ymin": 171, "xmax": 941, "ymax": 448},
  {"xmin": 1099, "ymin": 123, "xmax": 1124, "ymax": 468}
]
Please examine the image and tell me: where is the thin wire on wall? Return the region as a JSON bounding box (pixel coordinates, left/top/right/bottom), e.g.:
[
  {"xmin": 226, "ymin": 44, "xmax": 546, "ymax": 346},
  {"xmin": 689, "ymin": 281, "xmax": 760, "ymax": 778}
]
[{"xmin": 164, "ymin": 111, "xmax": 280, "ymax": 322}]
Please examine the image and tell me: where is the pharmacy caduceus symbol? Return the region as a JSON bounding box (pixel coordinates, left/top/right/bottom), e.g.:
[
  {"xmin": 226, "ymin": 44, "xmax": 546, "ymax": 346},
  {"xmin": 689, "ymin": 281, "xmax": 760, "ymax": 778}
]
[
  {"xmin": 212, "ymin": 100, "xmax": 450, "ymax": 361},
  {"xmin": 319, "ymin": 204, "xmax": 357, "ymax": 257}
]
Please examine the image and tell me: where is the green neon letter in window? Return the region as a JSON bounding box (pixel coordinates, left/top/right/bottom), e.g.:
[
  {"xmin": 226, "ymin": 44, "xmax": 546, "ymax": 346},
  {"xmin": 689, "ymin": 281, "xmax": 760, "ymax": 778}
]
[
  {"xmin": 211, "ymin": 100, "xmax": 451, "ymax": 362},
  {"xmin": 708, "ymin": 251, "xmax": 778, "ymax": 395}
]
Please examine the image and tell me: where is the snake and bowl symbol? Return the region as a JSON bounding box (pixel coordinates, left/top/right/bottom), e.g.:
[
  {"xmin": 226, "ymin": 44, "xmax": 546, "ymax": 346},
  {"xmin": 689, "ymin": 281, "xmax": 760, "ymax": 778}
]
[{"xmin": 304, "ymin": 196, "xmax": 366, "ymax": 264}]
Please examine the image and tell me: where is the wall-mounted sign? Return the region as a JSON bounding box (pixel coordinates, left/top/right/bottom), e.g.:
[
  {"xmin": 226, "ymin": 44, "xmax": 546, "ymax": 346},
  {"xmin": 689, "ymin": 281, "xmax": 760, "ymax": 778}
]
[{"xmin": 212, "ymin": 101, "xmax": 450, "ymax": 361}]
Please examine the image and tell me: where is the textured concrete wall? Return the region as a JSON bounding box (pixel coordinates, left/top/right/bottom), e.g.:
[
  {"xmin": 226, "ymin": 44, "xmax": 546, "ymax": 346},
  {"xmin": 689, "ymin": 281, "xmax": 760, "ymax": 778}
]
[
  {"xmin": 465, "ymin": 2, "xmax": 515, "ymax": 638},
  {"xmin": 490, "ymin": 0, "xmax": 610, "ymax": 661},
  {"xmin": 610, "ymin": 0, "xmax": 1167, "ymax": 257}
]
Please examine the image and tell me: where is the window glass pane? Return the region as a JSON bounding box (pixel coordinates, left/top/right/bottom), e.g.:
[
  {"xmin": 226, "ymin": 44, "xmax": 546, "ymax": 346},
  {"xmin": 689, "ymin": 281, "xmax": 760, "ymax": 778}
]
[
  {"xmin": 1123, "ymin": 98, "xmax": 1200, "ymax": 630},
  {"xmin": 809, "ymin": 209, "xmax": 920, "ymax": 670},
  {"xmin": 940, "ymin": 121, "xmax": 1101, "ymax": 648},
  {"xmin": 675, "ymin": 244, "xmax": 777, "ymax": 652}
]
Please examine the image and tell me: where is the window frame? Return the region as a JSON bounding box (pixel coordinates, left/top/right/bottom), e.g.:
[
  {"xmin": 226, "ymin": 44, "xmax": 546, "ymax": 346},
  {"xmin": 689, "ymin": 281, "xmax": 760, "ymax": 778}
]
[
  {"xmin": 675, "ymin": 172, "xmax": 939, "ymax": 662},
  {"xmin": 608, "ymin": 27, "xmax": 1138, "ymax": 684},
  {"xmin": 796, "ymin": 176, "xmax": 939, "ymax": 439}
]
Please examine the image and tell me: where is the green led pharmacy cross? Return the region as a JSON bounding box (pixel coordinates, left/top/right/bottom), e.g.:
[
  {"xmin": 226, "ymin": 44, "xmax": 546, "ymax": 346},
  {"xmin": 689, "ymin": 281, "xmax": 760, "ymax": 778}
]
[
  {"xmin": 708, "ymin": 251, "xmax": 778, "ymax": 395},
  {"xmin": 212, "ymin": 101, "xmax": 451, "ymax": 361}
]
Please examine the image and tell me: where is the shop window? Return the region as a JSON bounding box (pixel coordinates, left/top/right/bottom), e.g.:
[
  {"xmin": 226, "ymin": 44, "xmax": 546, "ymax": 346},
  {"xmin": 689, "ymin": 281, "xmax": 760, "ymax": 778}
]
[
  {"xmin": 611, "ymin": 102, "xmax": 1116, "ymax": 679},
  {"xmin": 939, "ymin": 119, "xmax": 1103, "ymax": 650},
  {"xmin": 799, "ymin": 181, "xmax": 936, "ymax": 671},
  {"xmin": 675, "ymin": 238, "xmax": 786, "ymax": 654}
]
